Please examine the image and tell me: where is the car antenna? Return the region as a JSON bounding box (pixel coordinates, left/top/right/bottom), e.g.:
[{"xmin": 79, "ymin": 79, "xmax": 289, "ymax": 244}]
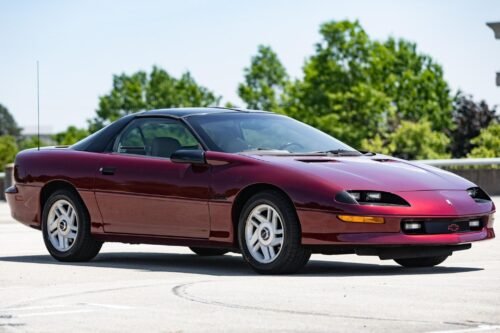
[{"xmin": 36, "ymin": 60, "xmax": 40, "ymax": 151}]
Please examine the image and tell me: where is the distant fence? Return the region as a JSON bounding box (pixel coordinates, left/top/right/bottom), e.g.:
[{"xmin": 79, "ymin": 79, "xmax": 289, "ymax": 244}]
[
  {"xmin": 0, "ymin": 164, "xmax": 13, "ymax": 201},
  {"xmin": 416, "ymin": 158, "xmax": 500, "ymax": 196},
  {"xmin": 0, "ymin": 172, "xmax": 4, "ymax": 201}
]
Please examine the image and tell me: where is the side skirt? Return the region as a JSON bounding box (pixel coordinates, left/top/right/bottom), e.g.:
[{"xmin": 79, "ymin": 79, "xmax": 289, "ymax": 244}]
[{"xmin": 92, "ymin": 232, "xmax": 237, "ymax": 250}]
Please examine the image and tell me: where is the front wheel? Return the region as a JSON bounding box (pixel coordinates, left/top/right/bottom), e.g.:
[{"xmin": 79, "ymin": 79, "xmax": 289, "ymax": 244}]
[
  {"xmin": 394, "ymin": 255, "xmax": 448, "ymax": 268},
  {"xmin": 238, "ymin": 191, "xmax": 311, "ymax": 274},
  {"xmin": 42, "ymin": 190, "xmax": 102, "ymax": 262}
]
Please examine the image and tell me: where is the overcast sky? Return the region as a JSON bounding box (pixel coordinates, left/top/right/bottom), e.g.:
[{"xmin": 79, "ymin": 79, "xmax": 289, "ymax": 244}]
[{"xmin": 1, "ymin": 0, "xmax": 499, "ymax": 133}]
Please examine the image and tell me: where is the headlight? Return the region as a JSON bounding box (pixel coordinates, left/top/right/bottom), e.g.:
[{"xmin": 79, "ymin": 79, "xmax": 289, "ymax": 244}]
[
  {"xmin": 467, "ymin": 187, "xmax": 491, "ymax": 203},
  {"xmin": 335, "ymin": 190, "xmax": 410, "ymax": 206}
]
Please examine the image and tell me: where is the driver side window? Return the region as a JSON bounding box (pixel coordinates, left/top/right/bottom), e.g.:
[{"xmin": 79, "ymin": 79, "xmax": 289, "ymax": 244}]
[{"xmin": 115, "ymin": 118, "xmax": 201, "ymax": 158}]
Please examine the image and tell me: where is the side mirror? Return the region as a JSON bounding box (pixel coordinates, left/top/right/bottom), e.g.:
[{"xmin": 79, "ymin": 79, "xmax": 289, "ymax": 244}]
[{"xmin": 170, "ymin": 149, "xmax": 206, "ymax": 165}]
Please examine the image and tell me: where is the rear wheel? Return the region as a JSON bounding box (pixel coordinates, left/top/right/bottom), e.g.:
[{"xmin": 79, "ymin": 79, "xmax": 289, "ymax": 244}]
[
  {"xmin": 238, "ymin": 191, "xmax": 311, "ymax": 274},
  {"xmin": 394, "ymin": 255, "xmax": 448, "ymax": 268},
  {"xmin": 189, "ymin": 247, "xmax": 228, "ymax": 256},
  {"xmin": 42, "ymin": 190, "xmax": 102, "ymax": 262}
]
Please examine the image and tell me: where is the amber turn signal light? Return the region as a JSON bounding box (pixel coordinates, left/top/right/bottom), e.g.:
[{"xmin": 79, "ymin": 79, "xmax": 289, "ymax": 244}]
[{"xmin": 338, "ymin": 215, "xmax": 385, "ymax": 224}]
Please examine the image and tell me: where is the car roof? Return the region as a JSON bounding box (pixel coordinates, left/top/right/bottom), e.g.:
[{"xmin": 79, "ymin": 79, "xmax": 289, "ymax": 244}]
[{"xmin": 142, "ymin": 107, "xmax": 271, "ymax": 118}]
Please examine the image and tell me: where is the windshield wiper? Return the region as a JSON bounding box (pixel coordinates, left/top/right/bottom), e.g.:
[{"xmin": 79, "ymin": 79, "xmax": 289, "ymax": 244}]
[
  {"xmin": 359, "ymin": 150, "xmax": 376, "ymax": 156},
  {"xmin": 242, "ymin": 148, "xmax": 291, "ymax": 154},
  {"xmin": 312, "ymin": 149, "xmax": 362, "ymax": 156}
]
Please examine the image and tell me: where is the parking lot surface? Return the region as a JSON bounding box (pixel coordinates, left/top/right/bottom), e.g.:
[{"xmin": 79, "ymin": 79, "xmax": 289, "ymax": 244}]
[{"xmin": 0, "ymin": 199, "xmax": 499, "ymax": 333}]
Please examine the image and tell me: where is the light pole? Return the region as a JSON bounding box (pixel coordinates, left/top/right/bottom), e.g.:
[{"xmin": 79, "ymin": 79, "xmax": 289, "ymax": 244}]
[{"xmin": 487, "ymin": 22, "xmax": 500, "ymax": 86}]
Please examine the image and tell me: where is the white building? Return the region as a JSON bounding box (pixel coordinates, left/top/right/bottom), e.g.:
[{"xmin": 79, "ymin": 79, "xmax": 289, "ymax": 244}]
[{"xmin": 487, "ymin": 22, "xmax": 500, "ymax": 86}]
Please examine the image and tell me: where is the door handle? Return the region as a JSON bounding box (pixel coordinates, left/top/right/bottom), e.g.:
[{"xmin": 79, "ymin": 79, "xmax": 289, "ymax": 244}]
[{"xmin": 99, "ymin": 167, "xmax": 116, "ymax": 175}]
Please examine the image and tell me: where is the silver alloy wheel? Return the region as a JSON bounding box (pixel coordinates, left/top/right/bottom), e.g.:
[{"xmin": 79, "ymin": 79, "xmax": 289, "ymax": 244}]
[
  {"xmin": 245, "ymin": 204, "xmax": 284, "ymax": 263},
  {"xmin": 47, "ymin": 199, "xmax": 78, "ymax": 252}
]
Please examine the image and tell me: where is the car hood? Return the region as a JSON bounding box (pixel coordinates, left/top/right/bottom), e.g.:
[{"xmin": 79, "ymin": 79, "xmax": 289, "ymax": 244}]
[{"xmin": 247, "ymin": 154, "xmax": 475, "ymax": 192}]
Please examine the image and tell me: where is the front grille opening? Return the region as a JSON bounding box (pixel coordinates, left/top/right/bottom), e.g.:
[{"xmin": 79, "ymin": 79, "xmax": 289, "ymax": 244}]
[{"xmin": 401, "ymin": 217, "xmax": 485, "ymax": 235}]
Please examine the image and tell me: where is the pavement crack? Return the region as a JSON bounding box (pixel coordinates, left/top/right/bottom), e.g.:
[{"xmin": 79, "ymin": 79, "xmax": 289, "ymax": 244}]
[{"xmin": 172, "ymin": 280, "xmax": 465, "ymax": 326}]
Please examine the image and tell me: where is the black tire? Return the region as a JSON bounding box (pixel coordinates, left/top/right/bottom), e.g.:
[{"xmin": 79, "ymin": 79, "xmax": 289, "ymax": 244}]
[
  {"xmin": 190, "ymin": 247, "xmax": 228, "ymax": 256},
  {"xmin": 238, "ymin": 190, "xmax": 311, "ymax": 274},
  {"xmin": 394, "ymin": 255, "xmax": 448, "ymax": 268},
  {"xmin": 42, "ymin": 189, "xmax": 103, "ymax": 262}
]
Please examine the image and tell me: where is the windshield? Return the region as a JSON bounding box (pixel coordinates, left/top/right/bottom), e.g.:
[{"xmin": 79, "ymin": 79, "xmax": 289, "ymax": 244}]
[{"xmin": 187, "ymin": 113, "xmax": 358, "ymax": 154}]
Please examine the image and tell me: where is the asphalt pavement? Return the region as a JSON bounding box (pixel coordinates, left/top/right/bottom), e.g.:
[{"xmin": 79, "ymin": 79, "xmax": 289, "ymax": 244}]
[{"xmin": 0, "ymin": 199, "xmax": 499, "ymax": 333}]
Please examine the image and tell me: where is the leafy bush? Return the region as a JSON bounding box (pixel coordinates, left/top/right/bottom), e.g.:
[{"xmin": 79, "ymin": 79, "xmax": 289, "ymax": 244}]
[
  {"xmin": 0, "ymin": 136, "xmax": 18, "ymax": 171},
  {"xmin": 468, "ymin": 123, "xmax": 500, "ymax": 158},
  {"xmin": 362, "ymin": 120, "xmax": 450, "ymax": 160}
]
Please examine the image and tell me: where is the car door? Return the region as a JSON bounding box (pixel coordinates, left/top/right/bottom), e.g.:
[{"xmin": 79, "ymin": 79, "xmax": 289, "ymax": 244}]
[{"xmin": 93, "ymin": 117, "xmax": 211, "ymax": 238}]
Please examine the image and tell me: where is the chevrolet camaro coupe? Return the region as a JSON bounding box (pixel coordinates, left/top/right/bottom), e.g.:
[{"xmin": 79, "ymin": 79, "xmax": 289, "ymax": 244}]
[{"xmin": 5, "ymin": 107, "xmax": 495, "ymax": 274}]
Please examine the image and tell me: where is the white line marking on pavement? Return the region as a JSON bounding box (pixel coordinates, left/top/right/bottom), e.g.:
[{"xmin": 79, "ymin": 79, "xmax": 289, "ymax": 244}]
[
  {"xmin": 1, "ymin": 305, "xmax": 66, "ymax": 311},
  {"xmin": 16, "ymin": 309, "xmax": 94, "ymax": 318},
  {"xmin": 428, "ymin": 325, "xmax": 500, "ymax": 333},
  {"xmin": 2, "ymin": 303, "xmax": 133, "ymax": 313},
  {"xmin": 0, "ymin": 286, "xmax": 25, "ymax": 290},
  {"xmin": 82, "ymin": 303, "xmax": 134, "ymax": 310}
]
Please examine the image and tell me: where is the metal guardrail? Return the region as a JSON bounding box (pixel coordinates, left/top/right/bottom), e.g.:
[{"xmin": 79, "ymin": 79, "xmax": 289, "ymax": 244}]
[
  {"xmin": 415, "ymin": 157, "xmax": 500, "ymax": 167},
  {"xmin": 413, "ymin": 157, "xmax": 500, "ymax": 196}
]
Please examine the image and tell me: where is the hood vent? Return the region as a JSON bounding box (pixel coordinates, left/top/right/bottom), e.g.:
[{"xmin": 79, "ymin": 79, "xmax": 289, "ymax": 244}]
[
  {"xmin": 373, "ymin": 158, "xmax": 396, "ymax": 163},
  {"xmin": 296, "ymin": 159, "xmax": 339, "ymax": 163}
]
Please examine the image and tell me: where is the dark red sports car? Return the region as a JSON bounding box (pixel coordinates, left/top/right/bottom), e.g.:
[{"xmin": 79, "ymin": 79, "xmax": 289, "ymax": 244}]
[{"xmin": 5, "ymin": 107, "xmax": 495, "ymax": 274}]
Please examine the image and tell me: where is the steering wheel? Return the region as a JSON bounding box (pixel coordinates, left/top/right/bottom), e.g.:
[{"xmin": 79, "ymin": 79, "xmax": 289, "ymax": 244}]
[{"xmin": 278, "ymin": 142, "xmax": 305, "ymax": 152}]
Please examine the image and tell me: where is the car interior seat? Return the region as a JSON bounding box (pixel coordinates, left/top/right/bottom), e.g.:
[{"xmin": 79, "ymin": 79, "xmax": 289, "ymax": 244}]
[
  {"xmin": 212, "ymin": 126, "xmax": 250, "ymax": 153},
  {"xmin": 151, "ymin": 137, "xmax": 181, "ymax": 158}
]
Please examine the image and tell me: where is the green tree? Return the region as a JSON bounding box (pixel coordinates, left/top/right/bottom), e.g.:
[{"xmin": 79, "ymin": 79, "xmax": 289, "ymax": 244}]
[
  {"xmin": 467, "ymin": 123, "xmax": 500, "ymax": 158},
  {"xmin": 53, "ymin": 126, "xmax": 89, "ymax": 145},
  {"xmin": 362, "ymin": 121, "xmax": 450, "ymax": 160},
  {"xmin": 369, "ymin": 38, "xmax": 452, "ymax": 130},
  {"xmin": 0, "ymin": 104, "xmax": 21, "ymax": 137},
  {"xmin": 89, "ymin": 66, "xmax": 221, "ymax": 132},
  {"xmin": 285, "ymin": 20, "xmax": 381, "ymax": 145},
  {"xmin": 283, "ymin": 20, "xmax": 452, "ymax": 148},
  {"xmin": 0, "ymin": 136, "xmax": 18, "ymax": 171},
  {"xmin": 18, "ymin": 136, "xmax": 50, "ymax": 151},
  {"xmin": 238, "ymin": 45, "xmax": 288, "ymax": 111},
  {"xmin": 450, "ymin": 93, "xmax": 498, "ymax": 158}
]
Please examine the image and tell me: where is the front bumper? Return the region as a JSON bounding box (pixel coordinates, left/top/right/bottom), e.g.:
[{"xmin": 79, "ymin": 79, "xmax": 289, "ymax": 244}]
[
  {"xmin": 355, "ymin": 244, "xmax": 472, "ymax": 260},
  {"xmin": 302, "ymin": 227, "xmax": 494, "ymax": 245},
  {"xmin": 298, "ymin": 209, "xmax": 495, "ymax": 245}
]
